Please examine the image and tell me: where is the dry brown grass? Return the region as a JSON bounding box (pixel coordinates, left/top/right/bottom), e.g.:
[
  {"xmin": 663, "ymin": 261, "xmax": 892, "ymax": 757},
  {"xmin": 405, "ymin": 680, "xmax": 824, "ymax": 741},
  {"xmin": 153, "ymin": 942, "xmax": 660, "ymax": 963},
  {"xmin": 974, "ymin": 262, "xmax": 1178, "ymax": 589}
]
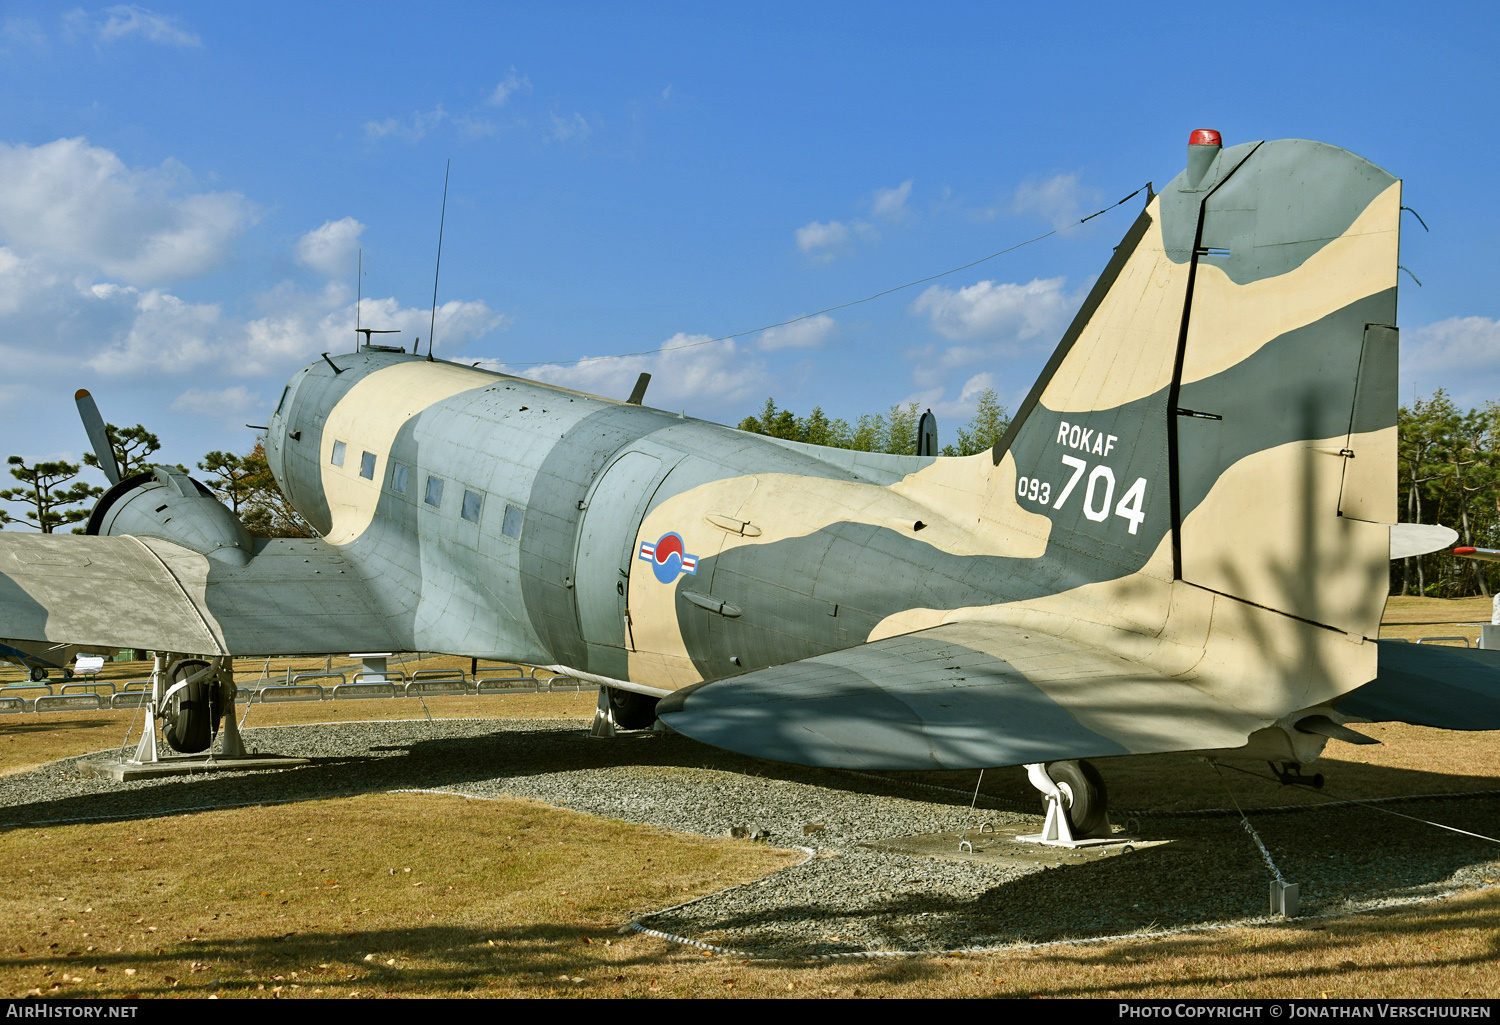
[
  {"xmin": 2, "ymin": 794, "xmax": 1498, "ymax": 999},
  {"xmin": 5, "ymin": 611, "xmax": 1500, "ymax": 998},
  {"xmin": 1379, "ymin": 595, "xmax": 1492, "ymax": 643}
]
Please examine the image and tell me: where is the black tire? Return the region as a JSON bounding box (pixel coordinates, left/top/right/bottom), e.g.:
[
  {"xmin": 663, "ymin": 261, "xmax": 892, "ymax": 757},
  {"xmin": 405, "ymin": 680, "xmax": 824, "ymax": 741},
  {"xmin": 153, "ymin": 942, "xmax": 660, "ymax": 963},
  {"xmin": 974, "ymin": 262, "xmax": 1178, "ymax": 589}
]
[
  {"xmin": 163, "ymin": 659, "xmax": 222, "ymax": 754},
  {"xmin": 1045, "ymin": 759, "xmax": 1108, "ymax": 836},
  {"xmin": 607, "ymin": 688, "xmax": 659, "ymax": 730},
  {"xmin": 63, "ymin": 668, "xmax": 75, "ymax": 680},
  {"xmin": 28, "ymin": 666, "xmax": 47, "ymax": 682}
]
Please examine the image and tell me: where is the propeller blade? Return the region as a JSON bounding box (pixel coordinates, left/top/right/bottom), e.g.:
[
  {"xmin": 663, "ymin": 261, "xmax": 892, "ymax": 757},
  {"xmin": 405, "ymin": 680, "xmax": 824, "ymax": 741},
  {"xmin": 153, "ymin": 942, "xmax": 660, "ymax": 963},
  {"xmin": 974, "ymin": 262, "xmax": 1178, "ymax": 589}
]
[{"xmin": 74, "ymin": 389, "xmax": 120, "ymax": 486}]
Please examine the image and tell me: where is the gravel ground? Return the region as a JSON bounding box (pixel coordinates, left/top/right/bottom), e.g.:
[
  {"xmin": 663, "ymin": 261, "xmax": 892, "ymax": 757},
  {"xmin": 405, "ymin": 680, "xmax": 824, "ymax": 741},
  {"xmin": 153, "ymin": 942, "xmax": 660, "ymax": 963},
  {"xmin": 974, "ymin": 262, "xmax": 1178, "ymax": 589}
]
[{"xmin": 2, "ymin": 716, "xmax": 1498, "ymax": 958}]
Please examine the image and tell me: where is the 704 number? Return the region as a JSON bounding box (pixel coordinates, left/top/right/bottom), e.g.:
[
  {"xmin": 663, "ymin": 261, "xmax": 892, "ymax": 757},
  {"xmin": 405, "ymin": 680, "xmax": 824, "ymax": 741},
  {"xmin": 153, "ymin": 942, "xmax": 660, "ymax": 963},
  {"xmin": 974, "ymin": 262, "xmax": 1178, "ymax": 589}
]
[{"xmin": 1018, "ymin": 456, "xmax": 1148, "ymax": 535}]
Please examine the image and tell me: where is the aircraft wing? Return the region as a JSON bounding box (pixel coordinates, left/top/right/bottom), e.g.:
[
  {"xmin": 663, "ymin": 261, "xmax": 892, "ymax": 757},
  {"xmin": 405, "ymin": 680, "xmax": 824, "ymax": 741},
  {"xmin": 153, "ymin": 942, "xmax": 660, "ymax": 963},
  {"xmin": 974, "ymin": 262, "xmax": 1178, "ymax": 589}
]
[
  {"xmin": 656, "ymin": 621, "xmax": 1270, "ymax": 770},
  {"xmin": 0, "ymin": 532, "xmax": 395, "ymax": 656},
  {"xmin": 1337, "ymin": 640, "xmax": 1500, "ymax": 730}
]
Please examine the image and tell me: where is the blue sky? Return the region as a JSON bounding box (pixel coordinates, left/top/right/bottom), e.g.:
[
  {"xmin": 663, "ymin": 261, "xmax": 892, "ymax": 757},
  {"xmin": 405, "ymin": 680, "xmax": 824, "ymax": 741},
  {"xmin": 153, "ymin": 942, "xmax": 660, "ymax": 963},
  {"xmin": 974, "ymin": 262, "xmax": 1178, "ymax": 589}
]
[{"xmin": 0, "ymin": 2, "xmax": 1496, "ymax": 498}]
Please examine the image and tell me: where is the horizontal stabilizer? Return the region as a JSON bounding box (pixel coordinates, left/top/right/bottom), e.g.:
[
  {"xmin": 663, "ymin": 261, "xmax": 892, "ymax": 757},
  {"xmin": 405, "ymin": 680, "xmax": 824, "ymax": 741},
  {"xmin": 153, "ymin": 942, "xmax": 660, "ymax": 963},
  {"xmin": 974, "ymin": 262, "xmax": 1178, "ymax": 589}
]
[
  {"xmin": 1338, "ymin": 640, "xmax": 1500, "ymax": 730},
  {"xmin": 1389, "ymin": 523, "xmax": 1458, "ymax": 560},
  {"xmin": 657, "ymin": 622, "xmax": 1269, "ymax": 771}
]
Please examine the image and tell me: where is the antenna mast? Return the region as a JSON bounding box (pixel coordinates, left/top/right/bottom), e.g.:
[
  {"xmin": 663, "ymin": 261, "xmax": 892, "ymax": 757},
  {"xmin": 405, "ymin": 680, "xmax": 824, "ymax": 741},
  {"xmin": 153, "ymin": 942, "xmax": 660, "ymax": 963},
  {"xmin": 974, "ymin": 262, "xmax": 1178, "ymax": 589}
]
[
  {"xmin": 428, "ymin": 160, "xmax": 450, "ymax": 362},
  {"xmin": 354, "ymin": 248, "xmax": 362, "ymax": 353}
]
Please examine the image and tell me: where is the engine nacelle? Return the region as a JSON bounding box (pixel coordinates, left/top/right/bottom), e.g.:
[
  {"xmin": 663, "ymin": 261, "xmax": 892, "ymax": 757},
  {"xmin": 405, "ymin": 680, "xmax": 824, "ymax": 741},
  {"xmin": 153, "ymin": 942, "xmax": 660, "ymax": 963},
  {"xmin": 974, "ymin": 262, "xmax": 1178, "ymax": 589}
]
[{"xmin": 86, "ymin": 467, "xmax": 255, "ymax": 566}]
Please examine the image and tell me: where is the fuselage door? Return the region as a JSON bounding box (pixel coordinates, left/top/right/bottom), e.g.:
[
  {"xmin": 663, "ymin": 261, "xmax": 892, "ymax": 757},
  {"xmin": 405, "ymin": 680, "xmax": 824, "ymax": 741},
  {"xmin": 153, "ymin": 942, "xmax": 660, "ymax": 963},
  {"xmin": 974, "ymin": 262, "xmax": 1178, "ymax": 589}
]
[{"xmin": 573, "ymin": 448, "xmax": 679, "ymax": 676}]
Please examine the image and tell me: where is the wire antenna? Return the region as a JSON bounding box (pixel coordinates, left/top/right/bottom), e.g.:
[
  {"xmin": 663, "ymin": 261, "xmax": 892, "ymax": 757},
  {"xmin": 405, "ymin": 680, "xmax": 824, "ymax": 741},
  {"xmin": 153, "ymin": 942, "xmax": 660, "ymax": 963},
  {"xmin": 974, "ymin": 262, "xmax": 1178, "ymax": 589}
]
[
  {"xmin": 354, "ymin": 248, "xmax": 362, "ymax": 353},
  {"xmin": 427, "ymin": 160, "xmax": 450, "ymax": 361}
]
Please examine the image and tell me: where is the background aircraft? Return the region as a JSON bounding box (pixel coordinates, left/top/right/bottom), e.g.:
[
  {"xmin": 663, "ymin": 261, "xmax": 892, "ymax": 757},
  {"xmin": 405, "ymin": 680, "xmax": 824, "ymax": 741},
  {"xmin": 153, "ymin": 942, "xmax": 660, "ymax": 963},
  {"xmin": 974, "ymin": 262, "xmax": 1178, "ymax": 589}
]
[
  {"xmin": 0, "ymin": 639, "xmax": 115, "ymax": 682},
  {"xmin": 0, "ymin": 131, "xmax": 1491, "ymax": 829}
]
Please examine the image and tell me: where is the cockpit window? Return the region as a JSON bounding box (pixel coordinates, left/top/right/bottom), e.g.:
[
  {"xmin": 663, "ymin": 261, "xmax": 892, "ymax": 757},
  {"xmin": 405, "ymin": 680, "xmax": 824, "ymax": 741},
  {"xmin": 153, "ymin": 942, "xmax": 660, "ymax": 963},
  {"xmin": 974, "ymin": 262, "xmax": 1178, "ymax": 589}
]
[
  {"xmin": 424, "ymin": 475, "xmax": 445, "ymax": 508},
  {"xmin": 275, "ymin": 386, "xmax": 290, "ymax": 415},
  {"xmin": 391, "ymin": 463, "xmax": 409, "ymax": 494},
  {"xmin": 360, "ymin": 451, "xmax": 376, "ymax": 480},
  {"xmin": 331, "ymin": 440, "xmax": 346, "ymax": 466}
]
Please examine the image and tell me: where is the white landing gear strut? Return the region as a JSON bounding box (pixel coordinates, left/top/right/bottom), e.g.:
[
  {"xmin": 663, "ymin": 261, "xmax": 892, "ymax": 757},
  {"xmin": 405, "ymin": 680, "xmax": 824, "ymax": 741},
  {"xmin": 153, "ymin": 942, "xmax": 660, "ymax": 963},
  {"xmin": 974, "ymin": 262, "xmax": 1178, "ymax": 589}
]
[
  {"xmin": 1016, "ymin": 760, "xmax": 1128, "ymax": 848},
  {"xmin": 88, "ymin": 654, "xmax": 308, "ymax": 781},
  {"xmin": 588, "ymin": 686, "xmax": 618, "ymax": 739}
]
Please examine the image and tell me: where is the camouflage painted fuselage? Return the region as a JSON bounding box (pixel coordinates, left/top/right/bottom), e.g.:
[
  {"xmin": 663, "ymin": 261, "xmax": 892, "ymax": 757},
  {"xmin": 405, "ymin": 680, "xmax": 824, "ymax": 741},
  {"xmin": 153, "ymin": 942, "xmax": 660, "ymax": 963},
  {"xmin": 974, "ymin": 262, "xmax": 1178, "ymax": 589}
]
[
  {"xmin": 254, "ymin": 137, "xmax": 1399, "ymax": 771},
  {"xmin": 0, "ymin": 135, "xmax": 1410, "ymax": 771}
]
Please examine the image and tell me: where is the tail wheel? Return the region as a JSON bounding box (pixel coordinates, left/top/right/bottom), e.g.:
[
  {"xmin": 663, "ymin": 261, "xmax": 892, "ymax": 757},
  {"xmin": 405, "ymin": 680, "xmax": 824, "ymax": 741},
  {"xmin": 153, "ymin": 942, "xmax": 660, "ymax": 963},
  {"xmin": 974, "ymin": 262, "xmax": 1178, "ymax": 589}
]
[
  {"xmin": 162, "ymin": 659, "xmax": 223, "ymax": 754},
  {"xmin": 1045, "ymin": 759, "xmax": 1108, "ymax": 836},
  {"xmin": 607, "ymin": 688, "xmax": 659, "ymax": 730}
]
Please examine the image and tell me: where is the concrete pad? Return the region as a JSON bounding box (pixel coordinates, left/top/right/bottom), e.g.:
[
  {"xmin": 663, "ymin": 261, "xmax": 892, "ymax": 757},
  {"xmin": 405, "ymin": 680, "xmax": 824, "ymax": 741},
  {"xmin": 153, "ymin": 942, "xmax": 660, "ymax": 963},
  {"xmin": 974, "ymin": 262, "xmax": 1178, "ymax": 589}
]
[
  {"xmin": 860, "ymin": 825, "xmax": 1173, "ymax": 869},
  {"xmin": 80, "ymin": 754, "xmax": 311, "ymax": 781}
]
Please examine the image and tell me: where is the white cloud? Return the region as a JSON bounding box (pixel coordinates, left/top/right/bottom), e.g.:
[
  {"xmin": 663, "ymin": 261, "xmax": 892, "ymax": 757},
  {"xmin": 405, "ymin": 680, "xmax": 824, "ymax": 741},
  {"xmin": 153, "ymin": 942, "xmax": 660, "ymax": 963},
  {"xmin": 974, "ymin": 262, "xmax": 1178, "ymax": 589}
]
[
  {"xmin": 871, "ymin": 180, "xmax": 912, "ymax": 221},
  {"xmin": 487, "ymin": 68, "xmax": 532, "ymax": 106},
  {"xmin": 84, "ymin": 279, "xmax": 503, "ymax": 379},
  {"xmin": 756, "ymin": 314, "xmax": 835, "ymax": 351},
  {"xmin": 241, "ymin": 295, "xmax": 502, "ymax": 377},
  {"xmin": 1011, "ymin": 173, "xmax": 1101, "ymax": 229},
  {"xmin": 0, "ymin": 137, "xmax": 253, "ymax": 285},
  {"xmin": 0, "ymin": 247, "xmax": 58, "ymax": 314},
  {"xmin": 87, "ymin": 288, "xmax": 225, "ymax": 374},
  {"xmin": 295, "ymin": 217, "xmax": 365, "ymax": 278},
  {"xmin": 795, "ymin": 220, "xmax": 850, "ymax": 253},
  {"xmin": 1401, "ymin": 316, "xmax": 1500, "ymax": 405},
  {"xmin": 364, "ymin": 106, "xmax": 448, "ymax": 143},
  {"xmin": 94, "ymin": 5, "xmax": 201, "ymax": 46},
  {"xmin": 3, "ymin": 17, "xmax": 47, "ymax": 48},
  {"xmin": 172, "ymin": 385, "xmax": 260, "ymax": 420},
  {"xmin": 500, "ymin": 336, "xmax": 767, "ymax": 414},
  {"xmin": 550, "ymin": 112, "xmax": 592, "ymax": 141},
  {"xmin": 910, "ymin": 276, "xmax": 1073, "ymax": 342}
]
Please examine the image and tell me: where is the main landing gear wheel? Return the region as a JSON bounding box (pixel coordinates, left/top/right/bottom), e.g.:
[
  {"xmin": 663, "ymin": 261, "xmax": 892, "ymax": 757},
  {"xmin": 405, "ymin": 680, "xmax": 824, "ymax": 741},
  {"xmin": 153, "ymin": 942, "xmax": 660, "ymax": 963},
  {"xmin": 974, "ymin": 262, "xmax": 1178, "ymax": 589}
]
[
  {"xmin": 607, "ymin": 688, "xmax": 660, "ymax": 730},
  {"xmin": 162, "ymin": 659, "xmax": 224, "ymax": 754},
  {"xmin": 1045, "ymin": 759, "xmax": 1108, "ymax": 836},
  {"xmin": 28, "ymin": 666, "xmax": 48, "ymax": 682}
]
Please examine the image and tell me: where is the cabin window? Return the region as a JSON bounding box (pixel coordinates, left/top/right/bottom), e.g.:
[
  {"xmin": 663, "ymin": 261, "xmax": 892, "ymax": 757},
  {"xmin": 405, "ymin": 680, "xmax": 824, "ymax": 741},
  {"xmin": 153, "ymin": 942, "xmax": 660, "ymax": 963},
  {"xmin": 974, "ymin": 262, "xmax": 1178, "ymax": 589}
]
[
  {"xmin": 502, "ymin": 504, "xmax": 524, "ymax": 539},
  {"xmin": 360, "ymin": 451, "xmax": 376, "ymax": 480},
  {"xmin": 425, "ymin": 475, "xmax": 445, "ymax": 508},
  {"xmin": 390, "ymin": 463, "xmax": 409, "ymax": 494},
  {"xmin": 330, "ymin": 440, "xmax": 346, "ymax": 466},
  {"xmin": 462, "ymin": 490, "xmax": 483, "ymax": 523}
]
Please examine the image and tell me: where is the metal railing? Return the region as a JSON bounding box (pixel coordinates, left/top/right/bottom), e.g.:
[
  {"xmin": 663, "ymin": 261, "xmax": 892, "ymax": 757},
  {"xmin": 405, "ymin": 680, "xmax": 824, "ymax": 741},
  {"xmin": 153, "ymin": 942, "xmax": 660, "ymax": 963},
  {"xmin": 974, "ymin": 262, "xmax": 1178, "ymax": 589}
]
[
  {"xmin": 255, "ymin": 684, "xmax": 328, "ymax": 703},
  {"xmin": 34, "ymin": 694, "xmax": 103, "ymax": 713},
  {"xmin": 0, "ymin": 665, "xmax": 587, "ymax": 714},
  {"xmin": 61, "ymin": 682, "xmax": 116, "ymax": 696}
]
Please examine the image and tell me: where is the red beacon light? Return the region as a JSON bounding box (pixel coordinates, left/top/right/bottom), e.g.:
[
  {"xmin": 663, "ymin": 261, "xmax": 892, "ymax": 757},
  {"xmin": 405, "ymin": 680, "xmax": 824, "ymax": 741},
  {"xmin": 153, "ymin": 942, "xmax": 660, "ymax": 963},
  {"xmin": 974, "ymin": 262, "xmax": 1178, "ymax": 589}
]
[{"xmin": 1189, "ymin": 129, "xmax": 1223, "ymax": 147}]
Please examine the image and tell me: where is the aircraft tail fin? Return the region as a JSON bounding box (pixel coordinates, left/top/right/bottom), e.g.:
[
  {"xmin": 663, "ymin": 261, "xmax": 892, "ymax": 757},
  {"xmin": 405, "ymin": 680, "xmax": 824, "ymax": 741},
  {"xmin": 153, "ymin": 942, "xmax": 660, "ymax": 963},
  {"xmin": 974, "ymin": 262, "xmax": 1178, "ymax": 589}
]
[{"xmin": 992, "ymin": 132, "xmax": 1400, "ymax": 638}]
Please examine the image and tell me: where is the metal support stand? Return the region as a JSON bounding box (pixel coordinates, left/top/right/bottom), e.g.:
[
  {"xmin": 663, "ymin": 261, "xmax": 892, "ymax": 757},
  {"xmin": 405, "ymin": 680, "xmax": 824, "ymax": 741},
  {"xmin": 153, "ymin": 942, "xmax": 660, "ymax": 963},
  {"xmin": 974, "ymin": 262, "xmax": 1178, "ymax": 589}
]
[
  {"xmin": 1015, "ymin": 762, "xmax": 1126, "ymax": 849},
  {"xmin": 131, "ymin": 652, "xmax": 165, "ymax": 763},
  {"xmin": 216, "ymin": 664, "xmax": 247, "ymax": 759},
  {"xmin": 89, "ymin": 654, "xmax": 308, "ymax": 781},
  {"xmin": 588, "ymin": 687, "xmax": 617, "ymax": 739}
]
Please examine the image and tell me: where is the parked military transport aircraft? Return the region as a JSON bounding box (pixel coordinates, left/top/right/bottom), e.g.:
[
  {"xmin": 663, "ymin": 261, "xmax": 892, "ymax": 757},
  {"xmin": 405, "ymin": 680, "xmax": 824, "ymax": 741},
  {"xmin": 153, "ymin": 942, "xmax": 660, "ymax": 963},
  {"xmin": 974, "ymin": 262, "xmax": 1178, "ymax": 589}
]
[{"xmin": 2, "ymin": 130, "xmax": 1495, "ymax": 827}]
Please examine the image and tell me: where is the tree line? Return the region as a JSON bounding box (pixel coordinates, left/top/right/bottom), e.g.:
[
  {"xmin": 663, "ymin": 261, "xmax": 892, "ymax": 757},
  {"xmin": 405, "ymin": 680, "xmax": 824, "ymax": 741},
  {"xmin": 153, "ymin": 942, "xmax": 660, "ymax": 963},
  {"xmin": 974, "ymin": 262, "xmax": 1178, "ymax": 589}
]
[
  {"xmin": 0, "ymin": 425, "xmax": 311, "ymax": 537},
  {"xmin": 3, "ymin": 386, "xmax": 1498, "ymax": 598},
  {"xmin": 738, "ymin": 388, "xmax": 1012, "ymax": 457}
]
